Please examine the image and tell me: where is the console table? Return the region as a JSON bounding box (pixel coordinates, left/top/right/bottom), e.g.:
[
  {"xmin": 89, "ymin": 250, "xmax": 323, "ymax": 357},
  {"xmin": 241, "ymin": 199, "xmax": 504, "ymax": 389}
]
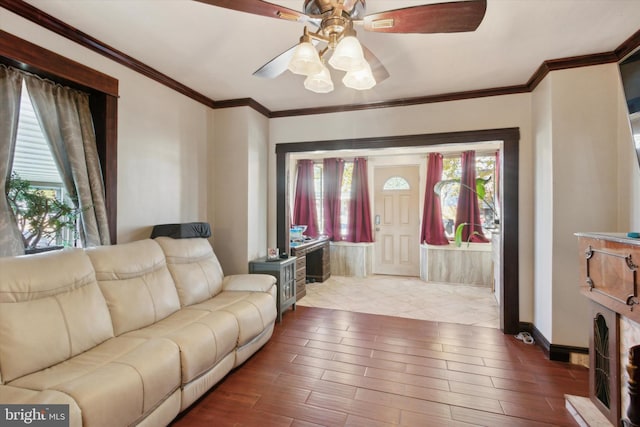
[
  {"xmin": 249, "ymin": 256, "xmax": 296, "ymax": 322},
  {"xmin": 290, "ymin": 236, "xmax": 331, "ymax": 301}
]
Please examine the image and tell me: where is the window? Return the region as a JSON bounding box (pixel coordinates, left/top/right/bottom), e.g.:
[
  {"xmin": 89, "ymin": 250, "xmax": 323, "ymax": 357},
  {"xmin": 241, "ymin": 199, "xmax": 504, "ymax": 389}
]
[
  {"xmin": 383, "ymin": 176, "xmax": 410, "ymax": 190},
  {"xmin": 9, "ymin": 81, "xmax": 80, "ymax": 250},
  {"xmin": 1, "ymin": 31, "xmax": 118, "ymax": 248},
  {"xmin": 339, "ymin": 162, "xmax": 354, "ymax": 238},
  {"xmin": 312, "ymin": 160, "xmax": 354, "ymax": 239},
  {"xmin": 313, "ymin": 162, "xmax": 323, "ymax": 233},
  {"xmin": 440, "ymin": 153, "xmax": 497, "ymax": 239}
]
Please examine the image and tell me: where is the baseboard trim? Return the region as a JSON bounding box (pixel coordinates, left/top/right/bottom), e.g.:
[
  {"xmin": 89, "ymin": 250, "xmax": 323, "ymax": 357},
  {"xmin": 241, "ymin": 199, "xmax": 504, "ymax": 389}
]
[{"xmin": 520, "ymin": 322, "xmax": 588, "ymax": 362}]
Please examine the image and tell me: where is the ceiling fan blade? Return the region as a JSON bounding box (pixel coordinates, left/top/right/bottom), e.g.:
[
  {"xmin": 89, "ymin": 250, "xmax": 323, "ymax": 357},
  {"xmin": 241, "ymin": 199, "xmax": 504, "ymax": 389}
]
[
  {"xmin": 254, "ymin": 39, "xmax": 322, "ymax": 78},
  {"xmin": 362, "ymin": 0, "xmax": 487, "ymax": 34},
  {"xmin": 361, "ymin": 44, "xmax": 390, "ymax": 84},
  {"xmin": 253, "ymin": 45, "xmax": 298, "ymax": 79},
  {"xmin": 194, "ymin": 0, "xmax": 313, "ymax": 25}
]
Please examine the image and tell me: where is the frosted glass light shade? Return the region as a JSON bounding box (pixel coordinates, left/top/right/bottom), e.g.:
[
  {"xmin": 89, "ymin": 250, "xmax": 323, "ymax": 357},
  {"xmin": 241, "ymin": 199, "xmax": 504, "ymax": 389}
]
[
  {"xmin": 288, "ymin": 42, "xmax": 323, "ymax": 76},
  {"xmin": 343, "ymin": 63, "xmax": 376, "ymax": 90},
  {"xmin": 304, "ymin": 65, "xmax": 334, "ymax": 93},
  {"xmin": 328, "ymin": 36, "xmax": 366, "ymax": 72}
]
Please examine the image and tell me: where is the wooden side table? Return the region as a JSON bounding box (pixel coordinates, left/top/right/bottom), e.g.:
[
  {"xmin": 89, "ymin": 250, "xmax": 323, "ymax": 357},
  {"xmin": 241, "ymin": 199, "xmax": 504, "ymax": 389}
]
[{"xmin": 249, "ymin": 256, "xmax": 296, "ymax": 322}]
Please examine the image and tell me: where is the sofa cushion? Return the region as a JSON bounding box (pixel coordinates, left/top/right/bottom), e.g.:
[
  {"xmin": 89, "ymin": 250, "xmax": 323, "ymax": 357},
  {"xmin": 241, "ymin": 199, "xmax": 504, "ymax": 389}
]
[
  {"xmin": 124, "ymin": 308, "xmax": 239, "ymax": 384},
  {"xmin": 0, "ymin": 386, "xmax": 82, "ymax": 427},
  {"xmin": 0, "ymin": 249, "xmax": 113, "ymax": 384},
  {"xmin": 9, "ymin": 336, "xmax": 180, "ymax": 427},
  {"xmin": 154, "ymin": 236, "xmax": 225, "ymax": 306},
  {"xmin": 187, "ymin": 291, "xmax": 277, "ymax": 347},
  {"xmin": 86, "ymin": 239, "xmax": 181, "ymax": 335}
]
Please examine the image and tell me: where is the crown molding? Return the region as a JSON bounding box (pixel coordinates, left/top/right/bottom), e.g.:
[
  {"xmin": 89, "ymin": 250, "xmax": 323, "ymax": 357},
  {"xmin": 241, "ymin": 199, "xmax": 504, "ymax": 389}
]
[
  {"xmin": 0, "ymin": 0, "xmax": 215, "ymax": 108},
  {"xmin": 212, "ymin": 98, "xmax": 271, "ymax": 118},
  {"xmin": 269, "ymin": 85, "xmax": 529, "ymax": 118},
  {"xmin": 3, "ymin": 0, "xmax": 639, "ymax": 119},
  {"xmin": 525, "ymin": 52, "xmax": 620, "ymax": 92},
  {"xmin": 616, "ymin": 28, "xmax": 640, "ymax": 60}
]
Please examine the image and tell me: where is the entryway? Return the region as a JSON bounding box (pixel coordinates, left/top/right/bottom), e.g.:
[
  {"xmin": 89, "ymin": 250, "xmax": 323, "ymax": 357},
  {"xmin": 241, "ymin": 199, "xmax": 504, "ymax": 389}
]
[
  {"xmin": 276, "ymin": 128, "xmax": 520, "ymax": 333},
  {"xmin": 297, "ymin": 275, "xmax": 500, "ymax": 328},
  {"xmin": 373, "ymin": 165, "xmax": 420, "ymax": 276}
]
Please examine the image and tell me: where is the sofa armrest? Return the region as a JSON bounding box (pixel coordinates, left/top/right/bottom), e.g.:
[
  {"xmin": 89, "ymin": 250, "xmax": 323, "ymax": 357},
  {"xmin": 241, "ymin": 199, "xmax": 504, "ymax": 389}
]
[{"xmin": 222, "ymin": 274, "xmax": 276, "ymax": 293}]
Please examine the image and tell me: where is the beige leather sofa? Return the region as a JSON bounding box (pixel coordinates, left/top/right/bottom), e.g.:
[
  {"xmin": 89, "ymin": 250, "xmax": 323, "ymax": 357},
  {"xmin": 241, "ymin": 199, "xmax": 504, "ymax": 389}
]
[{"xmin": 0, "ymin": 237, "xmax": 277, "ymax": 426}]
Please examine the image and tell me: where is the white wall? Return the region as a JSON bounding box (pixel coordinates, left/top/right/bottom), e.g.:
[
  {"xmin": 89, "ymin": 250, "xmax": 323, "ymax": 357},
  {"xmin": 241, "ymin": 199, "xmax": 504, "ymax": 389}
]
[
  {"xmin": 532, "ymin": 74, "xmax": 554, "ymax": 340},
  {"xmin": 1, "ymin": 9, "xmax": 211, "ymax": 243},
  {"xmin": 246, "ymin": 108, "xmax": 270, "ymax": 264},
  {"xmin": 532, "ymin": 63, "xmax": 631, "ymax": 346},
  {"xmin": 212, "ymin": 107, "xmax": 269, "ymax": 274},
  {"xmin": 269, "ymin": 94, "xmax": 536, "ymax": 323}
]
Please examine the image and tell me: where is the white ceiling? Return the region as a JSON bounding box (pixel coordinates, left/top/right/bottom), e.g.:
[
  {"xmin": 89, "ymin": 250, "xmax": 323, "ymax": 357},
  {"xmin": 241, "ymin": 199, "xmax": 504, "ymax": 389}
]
[{"xmin": 22, "ymin": 0, "xmax": 640, "ymax": 112}]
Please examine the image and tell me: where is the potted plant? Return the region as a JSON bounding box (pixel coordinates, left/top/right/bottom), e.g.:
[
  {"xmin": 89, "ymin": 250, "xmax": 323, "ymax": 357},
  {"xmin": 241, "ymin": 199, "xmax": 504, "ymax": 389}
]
[
  {"xmin": 434, "ymin": 176, "xmax": 498, "ymax": 247},
  {"xmin": 7, "ymin": 172, "xmax": 81, "ymax": 253}
]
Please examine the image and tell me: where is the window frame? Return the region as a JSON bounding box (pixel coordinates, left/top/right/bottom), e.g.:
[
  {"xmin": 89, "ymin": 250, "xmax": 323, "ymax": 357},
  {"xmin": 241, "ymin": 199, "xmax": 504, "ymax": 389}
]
[{"xmin": 0, "ymin": 30, "xmax": 118, "ymax": 244}]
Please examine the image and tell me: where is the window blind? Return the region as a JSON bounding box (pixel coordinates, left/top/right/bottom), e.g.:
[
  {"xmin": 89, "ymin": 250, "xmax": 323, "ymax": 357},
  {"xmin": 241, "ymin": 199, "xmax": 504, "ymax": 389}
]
[{"xmin": 12, "ymin": 82, "xmax": 62, "ymax": 185}]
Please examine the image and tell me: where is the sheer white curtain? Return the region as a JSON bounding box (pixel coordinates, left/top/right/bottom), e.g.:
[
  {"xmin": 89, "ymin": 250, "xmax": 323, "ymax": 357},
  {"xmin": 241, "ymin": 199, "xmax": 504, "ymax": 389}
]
[
  {"xmin": 24, "ymin": 75, "xmax": 110, "ymax": 247},
  {"xmin": 0, "ymin": 65, "xmax": 25, "ymax": 256}
]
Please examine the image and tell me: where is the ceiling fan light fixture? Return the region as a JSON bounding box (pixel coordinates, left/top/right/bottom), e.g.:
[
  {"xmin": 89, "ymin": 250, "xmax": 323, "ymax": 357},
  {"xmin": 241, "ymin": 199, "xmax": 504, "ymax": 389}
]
[
  {"xmin": 343, "ymin": 63, "xmax": 376, "ymax": 90},
  {"xmin": 304, "ymin": 64, "xmax": 334, "ymax": 93},
  {"xmin": 288, "ymin": 41, "xmax": 323, "ymax": 76},
  {"xmin": 328, "ymin": 35, "xmax": 366, "ymax": 72}
]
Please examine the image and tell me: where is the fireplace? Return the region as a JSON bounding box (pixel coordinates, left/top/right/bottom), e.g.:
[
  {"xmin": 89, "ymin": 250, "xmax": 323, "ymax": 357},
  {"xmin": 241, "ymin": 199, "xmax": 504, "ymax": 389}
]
[
  {"xmin": 589, "ymin": 301, "xmax": 621, "ymax": 423},
  {"xmin": 577, "ymin": 233, "xmax": 640, "ymax": 427}
]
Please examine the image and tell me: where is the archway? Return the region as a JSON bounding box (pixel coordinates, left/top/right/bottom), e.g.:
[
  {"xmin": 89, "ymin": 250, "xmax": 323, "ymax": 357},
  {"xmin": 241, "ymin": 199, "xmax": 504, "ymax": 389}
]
[{"xmin": 276, "ymin": 128, "xmax": 520, "ymax": 334}]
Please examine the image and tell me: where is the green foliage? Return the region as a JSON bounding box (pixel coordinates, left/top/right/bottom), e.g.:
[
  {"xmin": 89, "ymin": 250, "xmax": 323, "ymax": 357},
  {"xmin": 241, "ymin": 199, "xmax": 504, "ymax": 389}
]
[
  {"xmin": 7, "ymin": 172, "xmax": 81, "ymax": 249},
  {"xmin": 454, "ymin": 223, "xmax": 481, "ymax": 247},
  {"xmin": 435, "ymin": 176, "xmax": 497, "ymax": 247},
  {"xmin": 433, "ymin": 177, "xmax": 491, "ymax": 202}
]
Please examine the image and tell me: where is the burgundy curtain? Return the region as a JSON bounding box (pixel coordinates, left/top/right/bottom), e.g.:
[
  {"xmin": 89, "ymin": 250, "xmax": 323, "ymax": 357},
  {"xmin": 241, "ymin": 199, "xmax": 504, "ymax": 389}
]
[
  {"xmin": 292, "ymin": 159, "xmax": 319, "ymax": 238},
  {"xmin": 346, "ymin": 157, "xmax": 373, "ymax": 243},
  {"xmin": 455, "ymin": 151, "xmax": 489, "ymax": 243},
  {"xmin": 323, "ymin": 158, "xmax": 344, "ymax": 240},
  {"xmin": 495, "ymin": 150, "xmax": 500, "ymax": 206},
  {"xmin": 420, "ymin": 153, "xmax": 449, "ymax": 245}
]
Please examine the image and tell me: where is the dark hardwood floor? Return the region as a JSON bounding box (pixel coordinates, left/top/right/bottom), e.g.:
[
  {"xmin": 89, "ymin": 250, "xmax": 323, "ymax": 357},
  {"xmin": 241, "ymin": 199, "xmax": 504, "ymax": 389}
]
[{"xmin": 172, "ymin": 306, "xmax": 588, "ymax": 426}]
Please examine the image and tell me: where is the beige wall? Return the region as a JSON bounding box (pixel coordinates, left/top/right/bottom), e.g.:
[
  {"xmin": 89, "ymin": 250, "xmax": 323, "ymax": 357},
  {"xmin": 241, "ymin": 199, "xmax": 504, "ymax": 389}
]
[
  {"xmin": 5, "ymin": 7, "xmax": 640, "ymax": 348},
  {"xmin": 532, "ymin": 73, "xmax": 554, "ymax": 340},
  {"xmin": 531, "ymin": 64, "xmax": 624, "ymax": 346},
  {"xmin": 1, "ymin": 9, "xmax": 211, "ymax": 243},
  {"xmin": 212, "ymin": 107, "xmax": 269, "ymax": 274}
]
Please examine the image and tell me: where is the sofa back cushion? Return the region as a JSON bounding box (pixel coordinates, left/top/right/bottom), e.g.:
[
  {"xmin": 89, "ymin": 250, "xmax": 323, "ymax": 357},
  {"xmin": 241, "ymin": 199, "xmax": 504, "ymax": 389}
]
[
  {"xmin": 0, "ymin": 249, "xmax": 114, "ymax": 383},
  {"xmin": 154, "ymin": 237, "xmax": 224, "ymax": 307},
  {"xmin": 86, "ymin": 239, "xmax": 181, "ymax": 335}
]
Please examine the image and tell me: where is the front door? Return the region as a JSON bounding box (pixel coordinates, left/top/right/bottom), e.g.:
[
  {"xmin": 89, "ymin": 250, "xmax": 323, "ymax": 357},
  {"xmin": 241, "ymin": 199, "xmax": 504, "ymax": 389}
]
[{"xmin": 373, "ymin": 165, "xmax": 420, "ymax": 276}]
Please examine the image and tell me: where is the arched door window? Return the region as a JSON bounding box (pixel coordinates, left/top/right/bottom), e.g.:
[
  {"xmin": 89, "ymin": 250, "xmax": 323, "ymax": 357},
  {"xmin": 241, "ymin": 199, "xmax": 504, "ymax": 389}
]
[{"xmin": 382, "ymin": 176, "xmax": 410, "ymax": 190}]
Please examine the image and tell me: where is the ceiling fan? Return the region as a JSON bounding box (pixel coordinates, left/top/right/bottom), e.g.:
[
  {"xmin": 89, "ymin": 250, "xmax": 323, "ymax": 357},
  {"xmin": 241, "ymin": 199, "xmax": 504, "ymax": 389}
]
[{"xmin": 194, "ymin": 0, "xmax": 487, "ymax": 93}]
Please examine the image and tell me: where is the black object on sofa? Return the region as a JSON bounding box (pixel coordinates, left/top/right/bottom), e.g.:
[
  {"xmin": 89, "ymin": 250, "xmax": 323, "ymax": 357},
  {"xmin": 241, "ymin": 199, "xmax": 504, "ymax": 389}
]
[{"xmin": 151, "ymin": 222, "xmax": 211, "ymax": 239}]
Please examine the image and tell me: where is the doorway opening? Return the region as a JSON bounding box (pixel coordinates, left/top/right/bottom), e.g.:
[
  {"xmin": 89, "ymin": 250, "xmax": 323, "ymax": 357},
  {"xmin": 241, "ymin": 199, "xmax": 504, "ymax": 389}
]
[{"xmin": 276, "ymin": 128, "xmax": 519, "ymax": 334}]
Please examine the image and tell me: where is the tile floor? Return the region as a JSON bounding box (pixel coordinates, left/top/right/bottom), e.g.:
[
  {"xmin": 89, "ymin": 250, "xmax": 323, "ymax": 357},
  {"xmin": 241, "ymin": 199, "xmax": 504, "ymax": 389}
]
[{"xmin": 296, "ymin": 275, "xmax": 500, "ymax": 329}]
